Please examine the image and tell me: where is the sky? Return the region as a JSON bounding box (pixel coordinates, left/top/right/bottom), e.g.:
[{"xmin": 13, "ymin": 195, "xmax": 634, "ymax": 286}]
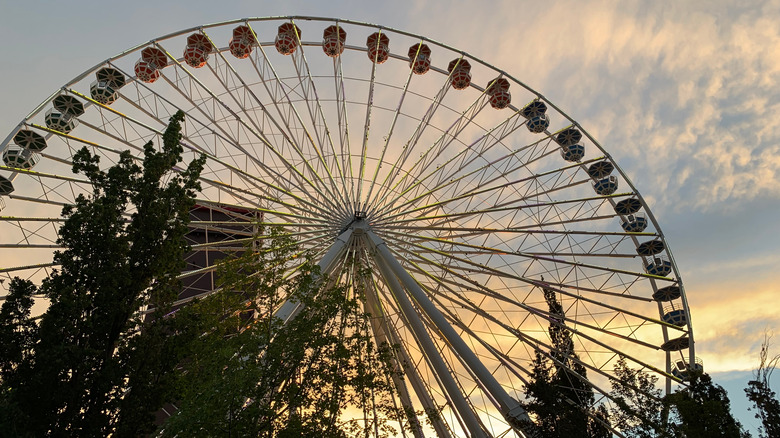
[{"xmin": 1, "ymin": 0, "xmax": 779, "ymax": 434}]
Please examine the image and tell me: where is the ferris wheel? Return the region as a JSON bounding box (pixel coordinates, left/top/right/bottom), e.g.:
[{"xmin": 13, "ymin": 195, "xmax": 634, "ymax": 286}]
[{"xmin": 0, "ymin": 16, "xmax": 698, "ymax": 437}]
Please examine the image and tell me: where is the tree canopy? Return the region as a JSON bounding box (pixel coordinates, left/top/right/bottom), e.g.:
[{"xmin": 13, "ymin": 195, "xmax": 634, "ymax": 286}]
[
  {"xmin": 664, "ymin": 371, "xmax": 750, "ymax": 438},
  {"xmin": 744, "ymin": 334, "xmax": 780, "ymax": 438},
  {"xmin": 0, "ymin": 111, "xmax": 205, "ymax": 436},
  {"xmin": 523, "ymin": 286, "xmax": 610, "ymax": 438},
  {"xmin": 154, "ymin": 233, "xmax": 404, "ymax": 437},
  {"xmin": 608, "ymin": 356, "xmax": 665, "ymax": 438}
]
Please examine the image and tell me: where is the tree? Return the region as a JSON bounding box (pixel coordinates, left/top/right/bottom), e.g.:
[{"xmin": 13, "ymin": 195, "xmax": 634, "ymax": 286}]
[
  {"xmin": 744, "ymin": 333, "xmax": 780, "ymax": 438},
  {"xmin": 0, "ymin": 278, "xmax": 39, "ymax": 436},
  {"xmin": 664, "ymin": 371, "xmax": 750, "ymax": 438},
  {"xmin": 0, "ymin": 111, "xmax": 205, "ymax": 437},
  {"xmin": 608, "ymin": 356, "xmax": 665, "ymax": 438},
  {"xmin": 155, "ymin": 231, "xmax": 404, "ymax": 437},
  {"xmin": 523, "ymin": 285, "xmax": 610, "ymax": 438},
  {"xmin": 0, "ymin": 278, "xmax": 37, "ymax": 378}
]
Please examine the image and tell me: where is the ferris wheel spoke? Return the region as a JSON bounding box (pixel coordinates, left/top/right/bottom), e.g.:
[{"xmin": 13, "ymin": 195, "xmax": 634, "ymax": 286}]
[
  {"xmin": 429, "ymin": 112, "xmax": 530, "ymax": 189},
  {"xmin": 374, "ymin": 142, "xmax": 565, "ymax": 223},
  {"xmin": 369, "ymin": 60, "xmax": 457, "ymax": 213},
  {"xmin": 188, "ymin": 220, "xmax": 323, "ymax": 231},
  {"xmin": 461, "ymin": 303, "xmax": 660, "ymax": 436},
  {"xmin": 193, "ymin": 155, "xmax": 330, "ymax": 218},
  {"xmin": 286, "ymin": 24, "xmax": 350, "ymax": 204},
  {"xmin": 362, "ymin": 40, "xmax": 423, "ymax": 211},
  {"xmin": 195, "ymin": 175, "xmax": 332, "ymax": 222},
  {"xmin": 192, "ymin": 199, "xmax": 334, "ymax": 229},
  {"xmin": 427, "ymin": 269, "xmax": 666, "ymax": 355},
  {"xmin": 183, "ymin": 36, "xmax": 341, "ymax": 210},
  {"xmin": 355, "ymin": 34, "xmax": 384, "ymax": 211},
  {"xmin": 236, "ymin": 29, "xmax": 350, "ymax": 217},
  {"xmin": 389, "ymin": 149, "xmax": 609, "ymax": 233},
  {"xmin": 55, "ymin": 117, "xmax": 152, "ymax": 164},
  {"xmin": 387, "ymin": 225, "xmax": 655, "ymax": 239},
  {"xmin": 379, "ymin": 192, "xmax": 626, "ymax": 233},
  {"xmin": 7, "ymin": 194, "xmax": 70, "ymax": 209},
  {"xmin": 0, "ymin": 219, "xmax": 60, "ymax": 249},
  {"xmin": 64, "ymin": 88, "xmax": 165, "ymax": 149},
  {"xmin": 377, "ymin": 154, "xmax": 595, "ymax": 224},
  {"xmin": 382, "ymin": 229, "xmax": 676, "ymax": 292},
  {"xmin": 0, "ymin": 262, "xmax": 58, "ymax": 276},
  {"xmin": 0, "ymin": 165, "xmax": 89, "ymax": 186},
  {"xmin": 4, "ymin": 174, "xmax": 89, "ymax": 209},
  {"xmin": 0, "ymin": 216, "xmax": 64, "ymax": 222},
  {"xmin": 389, "ymin": 248, "xmax": 679, "ymax": 388},
  {"xmin": 331, "ymin": 45, "xmax": 355, "ymax": 201},
  {"xmin": 107, "ymin": 62, "xmax": 340, "ymax": 221},
  {"xmin": 384, "ymin": 93, "xmax": 491, "ymax": 206},
  {"xmin": 184, "ymin": 228, "xmax": 332, "ymax": 262},
  {"xmin": 105, "ymin": 83, "xmax": 336, "ymax": 219},
  {"xmin": 152, "ymin": 58, "xmax": 347, "ymax": 220},
  {"xmin": 0, "ymin": 243, "xmax": 61, "ymax": 249},
  {"xmin": 241, "ymin": 34, "xmax": 346, "ymax": 214},
  {"xmin": 379, "ymin": 232, "xmax": 683, "ymax": 340},
  {"xmin": 386, "ymin": 224, "xmax": 641, "ymax": 260},
  {"xmin": 386, "ymin": 225, "xmax": 660, "ymax": 272},
  {"xmin": 418, "ymin": 278, "xmax": 534, "ymax": 385},
  {"xmin": 374, "ymin": 110, "xmax": 529, "ymax": 218}
]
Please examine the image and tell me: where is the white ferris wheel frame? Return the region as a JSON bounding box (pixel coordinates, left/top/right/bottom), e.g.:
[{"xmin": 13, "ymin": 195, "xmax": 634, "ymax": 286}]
[{"xmin": 0, "ymin": 16, "xmax": 696, "ymax": 438}]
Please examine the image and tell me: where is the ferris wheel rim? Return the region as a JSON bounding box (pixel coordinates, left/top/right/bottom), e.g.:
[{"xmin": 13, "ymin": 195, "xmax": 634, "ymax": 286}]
[{"xmin": 0, "ymin": 16, "xmax": 695, "ymax": 437}]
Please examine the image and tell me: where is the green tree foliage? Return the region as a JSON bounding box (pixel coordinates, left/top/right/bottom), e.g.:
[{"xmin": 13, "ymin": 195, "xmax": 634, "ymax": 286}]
[
  {"xmin": 608, "ymin": 357, "xmax": 665, "ymax": 438},
  {"xmin": 744, "ymin": 334, "xmax": 780, "ymax": 438},
  {"xmin": 0, "ymin": 278, "xmax": 37, "ymax": 378},
  {"xmin": 0, "ymin": 278, "xmax": 39, "ymax": 437},
  {"xmin": 523, "ymin": 286, "xmax": 610, "ymax": 438},
  {"xmin": 664, "ymin": 371, "xmax": 750, "ymax": 438},
  {"xmin": 155, "ymin": 231, "xmax": 404, "ymax": 437},
  {"xmin": 0, "ymin": 111, "xmax": 205, "ymax": 437}
]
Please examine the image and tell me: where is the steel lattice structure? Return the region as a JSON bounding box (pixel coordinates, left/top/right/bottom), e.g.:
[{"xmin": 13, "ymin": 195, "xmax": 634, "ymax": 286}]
[{"xmin": 0, "ymin": 16, "xmax": 698, "ymax": 437}]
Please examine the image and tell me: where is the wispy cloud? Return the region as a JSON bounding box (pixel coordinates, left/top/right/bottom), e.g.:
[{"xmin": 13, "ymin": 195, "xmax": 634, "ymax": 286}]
[
  {"xmin": 686, "ymin": 277, "xmax": 780, "ymax": 372},
  {"xmin": 412, "ymin": 0, "xmax": 780, "ymax": 214}
]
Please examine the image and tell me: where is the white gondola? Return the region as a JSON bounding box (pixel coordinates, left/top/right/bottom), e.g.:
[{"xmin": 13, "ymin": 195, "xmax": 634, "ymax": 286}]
[
  {"xmin": 621, "ymin": 213, "xmax": 648, "ymax": 232},
  {"xmin": 44, "ymin": 109, "xmax": 78, "ymax": 134},
  {"xmin": 593, "ymin": 175, "xmax": 618, "ymax": 195},
  {"xmin": 2, "ymin": 145, "xmax": 39, "ymax": 170},
  {"xmin": 662, "ymin": 305, "xmax": 688, "ymax": 327},
  {"xmin": 672, "ymin": 357, "xmax": 703, "ymax": 380},
  {"xmin": 645, "ymin": 255, "xmax": 672, "ymax": 276},
  {"xmin": 527, "ymin": 114, "xmax": 550, "ymax": 133},
  {"xmin": 560, "ymin": 143, "xmax": 585, "ymax": 162}
]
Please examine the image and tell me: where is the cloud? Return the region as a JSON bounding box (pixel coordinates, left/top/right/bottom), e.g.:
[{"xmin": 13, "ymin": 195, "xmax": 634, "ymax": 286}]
[
  {"xmin": 685, "ymin": 277, "xmax": 780, "ymax": 373},
  {"xmin": 409, "ymin": 0, "xmax": 780, "ymax": 214}
]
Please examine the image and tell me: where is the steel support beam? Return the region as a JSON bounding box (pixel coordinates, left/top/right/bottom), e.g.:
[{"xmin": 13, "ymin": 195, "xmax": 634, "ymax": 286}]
[
  {"xmin": 361, "ymin": 275, "xmax": 438, "ymax": 438},
  {"xmin": 372, "ymin": 248, "xmax": 487, "ymax": 438},
  {"xmin": 274, "ymin": 227, "xmax": 354, "ymax": 324},
  {"xmin": 363, "ymin": 224, "xmax": 534, "ymax": 438}
]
